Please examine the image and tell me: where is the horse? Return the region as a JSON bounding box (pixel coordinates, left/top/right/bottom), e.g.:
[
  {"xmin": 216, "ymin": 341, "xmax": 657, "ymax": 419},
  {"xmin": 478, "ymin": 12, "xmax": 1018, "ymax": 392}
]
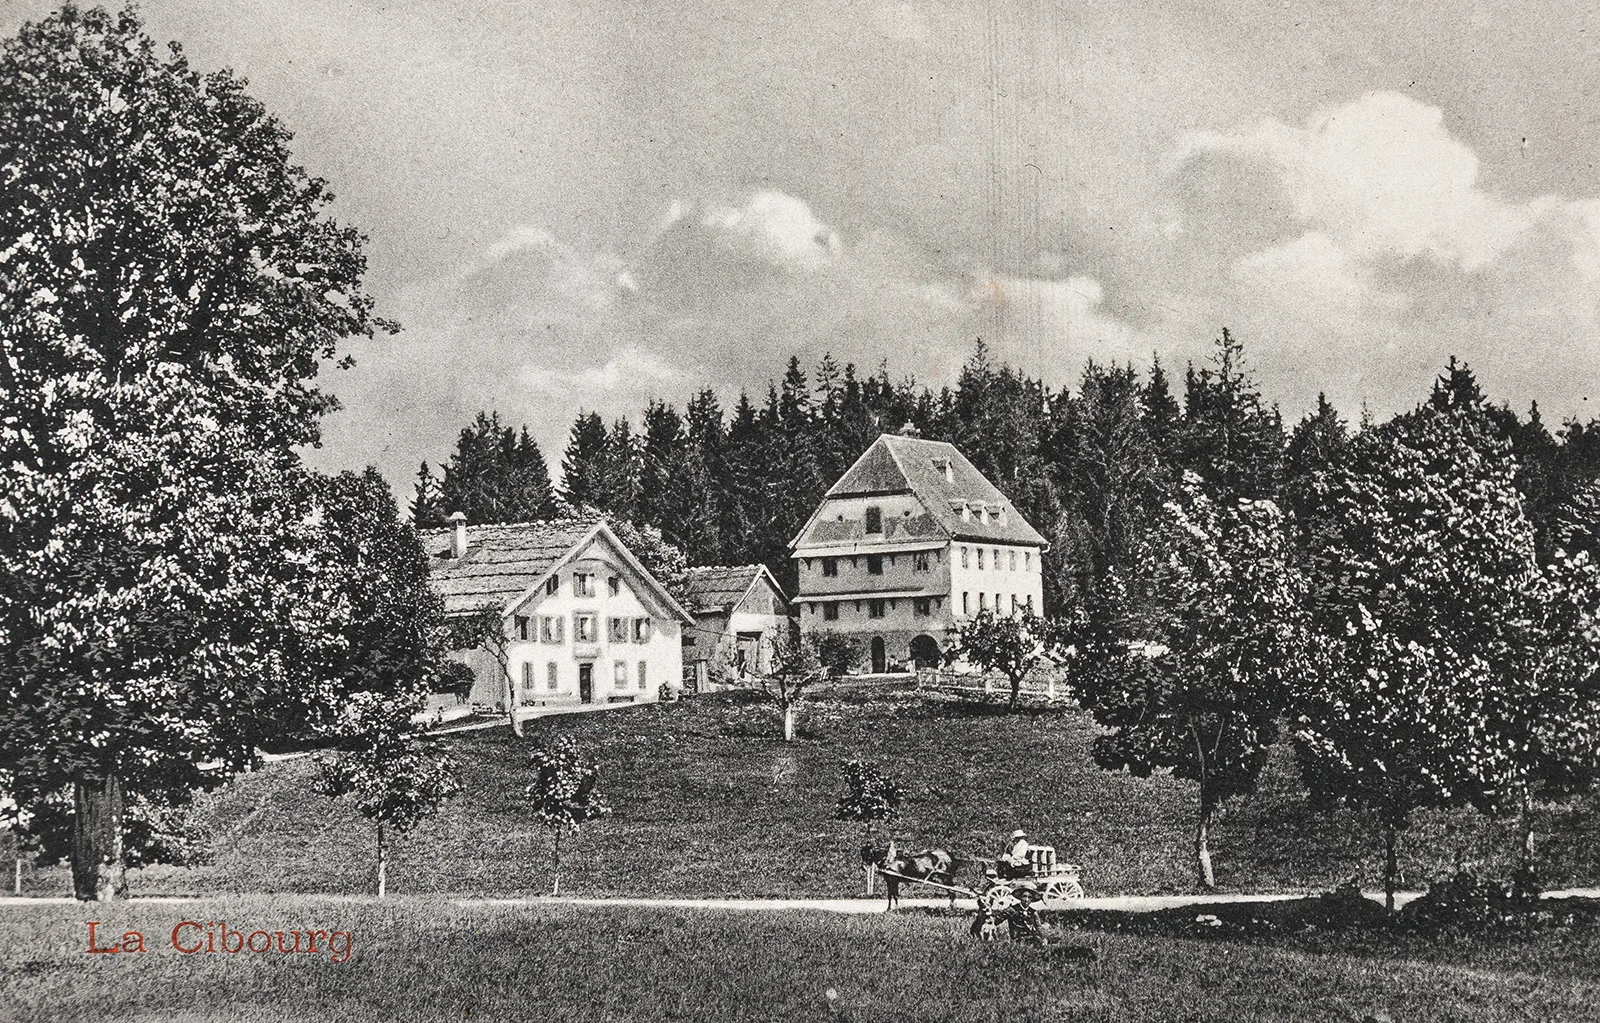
[{"xmin": 861, "ymin": 843, "xmax": 975, "ymax": 909}]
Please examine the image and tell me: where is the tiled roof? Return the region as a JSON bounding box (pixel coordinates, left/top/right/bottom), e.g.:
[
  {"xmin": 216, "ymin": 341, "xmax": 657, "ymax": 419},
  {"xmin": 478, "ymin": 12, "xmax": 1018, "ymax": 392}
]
[
  {"xmin": 796, "ymin": 434, "xmax": 1047, "ymax": 549},
  {"xmin": 682, "ymin": 564, "xmax": 782, "ymax": 614},
  {"xmin": 419, "ymin": 518, "xmax": 601, "ymax": 614}
]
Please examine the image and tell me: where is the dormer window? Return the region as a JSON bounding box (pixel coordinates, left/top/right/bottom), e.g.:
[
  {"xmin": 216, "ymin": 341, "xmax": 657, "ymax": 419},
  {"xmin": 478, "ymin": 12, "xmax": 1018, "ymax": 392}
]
[
  {"xmin": 865, "ymin": 506, "xmax": 883, "ymax": 534},
  {"xmin": 932, "ymin": 457, "xmax": 954, "ymax": 483}
]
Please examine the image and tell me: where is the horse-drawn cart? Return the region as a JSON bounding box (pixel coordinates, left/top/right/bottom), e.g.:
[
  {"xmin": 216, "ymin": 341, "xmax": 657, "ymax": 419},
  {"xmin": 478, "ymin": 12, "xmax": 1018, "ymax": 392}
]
[{"xmin": 872, "ymin": 842, "xmax": 1085, "ymax": 943}]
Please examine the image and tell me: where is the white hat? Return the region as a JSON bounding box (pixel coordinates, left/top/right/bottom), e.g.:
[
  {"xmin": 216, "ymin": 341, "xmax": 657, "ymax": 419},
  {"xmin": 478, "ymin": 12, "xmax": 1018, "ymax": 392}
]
[{"xmin": 1009, "ymin": 829, "xmax": 1027, "ymax": 840}]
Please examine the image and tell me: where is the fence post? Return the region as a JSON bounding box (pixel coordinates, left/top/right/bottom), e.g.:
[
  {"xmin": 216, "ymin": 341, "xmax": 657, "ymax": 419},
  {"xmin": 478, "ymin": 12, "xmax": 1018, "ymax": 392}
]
[
  {"xmin": 983, "ymin": 674, "xmax": 993, "ymax": 696},
  {"xmin": 1047, "ymin": 676, "xmax": 1056, "ymax": 701}
]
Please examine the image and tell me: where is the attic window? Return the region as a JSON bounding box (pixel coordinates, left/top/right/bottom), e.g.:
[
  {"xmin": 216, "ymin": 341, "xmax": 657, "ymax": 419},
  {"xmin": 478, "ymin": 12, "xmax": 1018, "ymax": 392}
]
[
  {"xmin": 933, "ymin": 457, "xmax": 954, "ymax": 483},
  {"xmin": 865, "ymin": 506, "xmax": 883, "ymax": 534}
]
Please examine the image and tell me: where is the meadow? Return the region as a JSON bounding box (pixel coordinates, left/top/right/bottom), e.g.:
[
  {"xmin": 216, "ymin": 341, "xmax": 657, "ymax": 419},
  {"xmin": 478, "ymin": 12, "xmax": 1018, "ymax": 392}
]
[
  {"xmin": 5, "ymin": 896, "xmax": 1600, "ymax": 1022},
  {"xmin": 18, "ymin": 688, "xmax": 1600, "ymax": 901}
]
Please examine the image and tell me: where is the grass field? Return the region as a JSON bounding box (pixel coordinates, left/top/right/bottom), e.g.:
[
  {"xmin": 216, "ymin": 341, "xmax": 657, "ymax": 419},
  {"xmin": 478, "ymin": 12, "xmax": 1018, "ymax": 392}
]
[
  {"xmin": 5, "ymin": 897, "xmax": 1599, "ymax": 1022},
  {"xmin": 19, "ymin": 689, "xmax": 1600, "ymax": 900}
]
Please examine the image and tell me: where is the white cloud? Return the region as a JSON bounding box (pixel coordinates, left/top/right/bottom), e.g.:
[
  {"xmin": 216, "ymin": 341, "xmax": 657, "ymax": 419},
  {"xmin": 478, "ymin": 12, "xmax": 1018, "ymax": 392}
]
[
  {"xmin": 1178, "ymin": 91, "xmax": 1554, "ymax": 271},
  {"xmin": 700, "ymin": 190, "xmax": 843, "ymax": 270},
  {"xmin": 983, "ymin": 275, "xmax": 1147, "ymax": 364},
  {"xmin": 519, "ymin": 346, "xmax": 688, "ymax": 398},
  {"xmin": 1232, "ymin": 230, "xmax": 1409, "ymax": 312}
]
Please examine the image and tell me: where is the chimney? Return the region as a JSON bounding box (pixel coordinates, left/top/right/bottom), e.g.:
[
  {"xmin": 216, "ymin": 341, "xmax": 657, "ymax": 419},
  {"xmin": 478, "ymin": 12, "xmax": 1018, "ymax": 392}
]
[{"xmin": 449, "ymin": 511, "xmax": 468, "ymax": 558}]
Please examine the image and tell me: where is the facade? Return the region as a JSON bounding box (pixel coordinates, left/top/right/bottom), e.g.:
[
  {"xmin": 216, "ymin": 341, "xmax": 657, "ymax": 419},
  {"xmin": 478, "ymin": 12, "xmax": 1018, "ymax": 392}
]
[
  {"xmin": 422, "ymin": 516, "xmax": 693, "ymax": 721},
  {"xmin": 789, "ymin": 434, "xmax": 1047, "ymax": 673},
  {"xmin": 681, "ymin": 564, "xmax": 791, "ymax": 685}
]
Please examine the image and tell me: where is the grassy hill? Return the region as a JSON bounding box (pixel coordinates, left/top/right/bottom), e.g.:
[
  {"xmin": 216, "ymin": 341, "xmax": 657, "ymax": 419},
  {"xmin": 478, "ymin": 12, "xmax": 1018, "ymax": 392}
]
[{"xmin": 41, "ymin": 688, "xmax": 1600, "ymax": 899}]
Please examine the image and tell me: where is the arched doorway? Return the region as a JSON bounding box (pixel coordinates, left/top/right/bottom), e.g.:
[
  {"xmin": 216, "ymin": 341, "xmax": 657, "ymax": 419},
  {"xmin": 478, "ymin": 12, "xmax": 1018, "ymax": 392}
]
[
  {"xmin": 870, "ymin": 636, "xmax": 887, "ymax": 674},
  {"xmin": 909, "ymin": 634, "xmax": 940, "ymax": 669}
]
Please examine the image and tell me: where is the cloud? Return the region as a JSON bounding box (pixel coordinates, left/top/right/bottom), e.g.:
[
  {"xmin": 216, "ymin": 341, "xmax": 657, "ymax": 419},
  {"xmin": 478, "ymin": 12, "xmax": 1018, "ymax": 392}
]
[
  {"xmin": 981, "ymin": 275, "xmax": 1147, "ymax": 367},
  {"xmin": 520, "ymin": 346, "xmax": 688, "ymax": 398},
  {"xmin": 1178, "ymin": 92, "xmax": 1554, "ymax": 271},
  {"xmin": 699, "ymin": 191, "xmax": 843, "ymax": 271}
]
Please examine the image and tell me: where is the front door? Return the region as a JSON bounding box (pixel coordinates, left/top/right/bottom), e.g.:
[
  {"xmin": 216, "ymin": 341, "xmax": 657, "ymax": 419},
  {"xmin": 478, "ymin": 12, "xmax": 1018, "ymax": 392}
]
[
  {"xmin": 871, "ymin": 636, "xmax": 886, "ymax": 673},
  {"xmin": 736, "ymin": 632, "xmax": 761, "ymax": 676},
  {"xmin": 578, "ymin": 663, "xmax": 594, "ymax": 704}
]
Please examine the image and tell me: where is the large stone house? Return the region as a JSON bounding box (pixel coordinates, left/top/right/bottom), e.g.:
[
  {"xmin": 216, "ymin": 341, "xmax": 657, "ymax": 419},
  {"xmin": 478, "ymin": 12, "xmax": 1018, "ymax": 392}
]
[
  {"xmin": 423, "ymin": 516, "xmax": 692, "ymax": 721},
  {"xmin": 680, "ymin": 564, "xmax": 791, "ymax": 687},
  {"xmin": 789, "ymin": 434, "xmax": 1047, "ymax": 673}
]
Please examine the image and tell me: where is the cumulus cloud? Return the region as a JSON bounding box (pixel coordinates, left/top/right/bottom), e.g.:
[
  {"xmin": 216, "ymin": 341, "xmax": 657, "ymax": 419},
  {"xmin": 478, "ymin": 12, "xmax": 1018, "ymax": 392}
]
[
  {"xmin": 699, "ymin": 190, "xmax": 843, "ymax": 271},
  {"xmin": 981, "ymin": 275, "xmax": 1147, "ymax": 368},
  {"xmin": 1178, "ymin": 92, "xmax": 1554, "ymax": 270}
]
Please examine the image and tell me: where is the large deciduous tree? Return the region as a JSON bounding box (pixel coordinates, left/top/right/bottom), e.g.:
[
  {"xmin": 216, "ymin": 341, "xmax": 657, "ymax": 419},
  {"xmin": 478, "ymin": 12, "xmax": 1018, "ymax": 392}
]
[
  {"xmin": 0, "ymin": 6, "xmax": 388, "ymax": 900},
  {"xmin": 1293, "ymin": 368, "xmax": 1547, "ymax": 911},
  {"xmin": 1071, "ymin": 474, "xmax": 1305, "ymax": 889}
]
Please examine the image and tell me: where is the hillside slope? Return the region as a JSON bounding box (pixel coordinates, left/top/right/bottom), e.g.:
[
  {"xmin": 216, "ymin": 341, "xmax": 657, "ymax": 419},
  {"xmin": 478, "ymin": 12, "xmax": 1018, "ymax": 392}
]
[{"xmin": 61, "ymin": 690, "xmax": 1600, "ymax": 899}]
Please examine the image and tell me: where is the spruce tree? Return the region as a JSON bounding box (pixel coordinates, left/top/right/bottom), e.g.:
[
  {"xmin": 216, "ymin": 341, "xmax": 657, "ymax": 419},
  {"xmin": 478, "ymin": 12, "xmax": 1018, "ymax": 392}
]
[
  {"xmin": 560, "ymin": 411, "xmax": 609, "ymax": 511},
  {"xmin": 1179, "ymin": 329, "xmax": 1285, "ymax": 502}
]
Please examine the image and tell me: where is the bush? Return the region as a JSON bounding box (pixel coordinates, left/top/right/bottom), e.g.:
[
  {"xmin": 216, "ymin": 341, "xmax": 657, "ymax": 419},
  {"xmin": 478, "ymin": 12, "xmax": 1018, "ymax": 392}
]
[{"xmin": 1398, "ymin": 869, "xmax": 1543, "ymax": 935}]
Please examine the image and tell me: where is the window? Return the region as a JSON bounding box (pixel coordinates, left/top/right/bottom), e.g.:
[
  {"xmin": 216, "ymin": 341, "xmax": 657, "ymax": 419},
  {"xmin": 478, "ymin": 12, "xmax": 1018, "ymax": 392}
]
[
  {"xmin": 866, "ymin": 554, "xmax": 883, "ymax": 576},
  {"xmin": 979, "ymin": 592, "xmax": 989, "ymax": 611},
  {"xmin": 634, "ymin": 618, "xmax": 652, "ymax": 643},
  {"xmin": 638, "ymin": 661, "xmax": 648, "ymax": 691},
  {"xmin": 962, "ymin": 591, "xmax": 970, "ymax": 614},
  {"xmin": 976, "ymin": 548, "xmax": 985, "ymax": 570},
  {"xmin": 540, "ymin": 616, "xmax": 565, "ymax": 643},
  {"xmin": 913, "ymin": 552, "xmax": 930, "ymax": 572},
  {"xmin": 514, "ymin": 615, "xmax": 530, "ymax": 641},
  {"xmin": 1009, "ymin": 551, "xmax": 1017, "ymax": 572},
  {"xmin": 1011, "ymin": 594, "xmax": 1019, "ymax": 611},
  {"xmin": 607, "ymin": 576, "xmax": 620, "ymax": 597},
  {"xmin": 545, "ymin": 575, "xmax": 560, "ymax": 596},
  {"xmin": 574, "ymin": 573, "xmax": 595, "ymax": 598},
  {"xmin": 961, "ymin": 546, "xmax": 970, "ymax": 569},
  {"xmin": 822, "ymin": 557, "xmax": 838, "ymax": 577},
  {"xmin": 994, "ymin": 549, "xmax": 1001, "ymax": 568},
  {"xmin": 913, "ymin": 597, "xmax": 931, "ymax": 617},
  {"xmin": 608, "ymin": 617, "xmax": 630, "ymax": 643},
  {"xmin": 868, "ymin": 599, "xmax": 886, "ymax": 619},
  {"xmin": 823, "ymin": 602, "xmax": 839, "ymax": 622},
  {"xmin": 614, "ymin": 660, "xmax": 628, "ymax": 686},
  {"xmin": 1024, "ymin": 552, "xmax": 1031, "ymax": 572},
  {"xmin": 546, "ymin": 662, "xmax": 559, "ymax": 691},
  {"xmin": 574, "ymin": 613, "xmax": 597, "ymax": 643},
  {"xmin": 521, "ymin": 661, "xmax": 533, "ymax": 692},
  {"xmin": 865, "ymin": 505, "xmax": 883, "ymax": 534},
  {"xmin": 995, "ymin": 593, "xmax": 1002, "ymax": 612}
]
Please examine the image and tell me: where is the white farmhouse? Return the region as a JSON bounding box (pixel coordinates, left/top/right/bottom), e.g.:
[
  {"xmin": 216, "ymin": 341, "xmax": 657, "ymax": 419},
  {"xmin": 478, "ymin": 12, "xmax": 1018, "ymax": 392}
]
[
  {"xmin": 422, "ymin": 516, "xmax": 692, "ymax": 722},
  {"xmin": 789, "ymin": 433, "xmax": 1048, "ymax": 673}
]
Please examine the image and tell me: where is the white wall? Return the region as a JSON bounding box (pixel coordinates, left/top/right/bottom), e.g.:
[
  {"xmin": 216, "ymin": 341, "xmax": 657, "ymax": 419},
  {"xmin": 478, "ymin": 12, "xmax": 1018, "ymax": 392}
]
[{"xmin": 947, "ymin": 541, "xmax": 1043, "ymax": 619}]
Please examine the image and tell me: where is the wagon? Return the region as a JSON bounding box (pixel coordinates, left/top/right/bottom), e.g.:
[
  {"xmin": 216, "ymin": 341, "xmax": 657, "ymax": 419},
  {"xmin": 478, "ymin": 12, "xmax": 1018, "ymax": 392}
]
[
  {"xmin": 997, "ymin": 844, "xmax": 1086, "ymax": 903},
  {"xmin": 872, "ymin": 841, "xmax": 1085, "ymax": 943}
]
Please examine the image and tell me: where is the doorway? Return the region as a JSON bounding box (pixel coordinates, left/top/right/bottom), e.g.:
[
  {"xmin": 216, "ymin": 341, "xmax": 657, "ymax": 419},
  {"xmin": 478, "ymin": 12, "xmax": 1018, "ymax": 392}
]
[
  {"xmin": 870, "ymin": 636, "xmax": 886, "ymax": 673},
  {"xmin": 578, "ymin": 662, "xmax": 594, "ymax": 704},
  {"xmin": 909, "ymin": 634, "xmax": 940, "ymax": 669}
]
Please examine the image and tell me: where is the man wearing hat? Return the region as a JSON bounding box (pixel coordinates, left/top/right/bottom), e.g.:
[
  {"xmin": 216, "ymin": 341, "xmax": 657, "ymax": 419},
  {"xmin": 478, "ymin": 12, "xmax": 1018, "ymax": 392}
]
[{"xmin": 998, "ymin": 828, "xmax": 1032, "ymax": 879}]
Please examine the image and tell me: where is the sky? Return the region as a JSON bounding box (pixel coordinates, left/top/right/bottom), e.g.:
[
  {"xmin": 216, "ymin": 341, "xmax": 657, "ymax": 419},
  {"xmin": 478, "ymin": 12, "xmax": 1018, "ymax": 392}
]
[{"xmin": 7, "ymin": 0, "xmax": 1600, "ymax": 494}]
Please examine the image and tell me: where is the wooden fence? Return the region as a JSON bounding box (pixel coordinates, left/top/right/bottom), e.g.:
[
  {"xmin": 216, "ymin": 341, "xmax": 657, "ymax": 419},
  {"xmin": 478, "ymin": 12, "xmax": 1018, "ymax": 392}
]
[{"xmin": 912, "ymin": 668, "xmax": 1073, "ymax": 703}]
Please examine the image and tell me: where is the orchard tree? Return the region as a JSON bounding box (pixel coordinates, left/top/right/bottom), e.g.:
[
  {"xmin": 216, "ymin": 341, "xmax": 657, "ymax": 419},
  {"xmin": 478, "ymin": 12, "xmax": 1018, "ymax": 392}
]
[
  {"xmin": 524, "ymin": 734, "xmax": 612, "ymax": 895},
  {"xmin": 1294, "ymin": 372, "xmax": 1546, "ymax": 912},
  {"xmin": 1071, "ymin": 474, "xmax": 1305, "ymax": 889},
  {"xmin": 754, "ymin": 628, "xmax": 854, "ymax": 741},
  {"xmin": 314, "ymin": 694, "xmax": 461, "ymax": 897},
  {"xmin": 834, "ymin": 759, "xmax": 902, "ymax": 893},
  {"xmin": 0, "ymin": 6, "xmax": 391, "ymax": 900},
  {"xmin": 951, "ymin": 608, "xmax": 1054, "ymax": 712}
]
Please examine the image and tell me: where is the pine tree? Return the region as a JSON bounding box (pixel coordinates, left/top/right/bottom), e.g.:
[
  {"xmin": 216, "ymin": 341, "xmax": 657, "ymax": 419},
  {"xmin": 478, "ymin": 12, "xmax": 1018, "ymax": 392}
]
[
  {"xmin": 560, "ymin": 412, "xmax": 609, "ymax": 511},
  {"xmin": 1179, "ymin": 329, "xmax": 1285, "ymax": 502},
  {"xmin": 410, "ymin": 462, "xmax": 444, "ymax": 528},
  {"xmin": 436, "ymin": 412, "xmax": 557, "ymax": 524}
]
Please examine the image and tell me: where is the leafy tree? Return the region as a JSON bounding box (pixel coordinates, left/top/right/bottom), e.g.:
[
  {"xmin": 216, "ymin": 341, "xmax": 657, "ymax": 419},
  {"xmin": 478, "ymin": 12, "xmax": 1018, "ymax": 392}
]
[
  {"xmin": 1294, "ymin": 374, "xmax": 1544, "ymax": 911},
  {"xmin": 1071, "ymin": 475, "xmax": 1305, "ymax": 889},
  {"xmin": 0, "ymin": 5, "xmax": 387, "ymax": 901},
  {"xmin": 435, "ymin": 412, "xmax": 557, "ymax": 525},
  {"xmin": 524, "ymin": 733, "xmax": 612, "ymax": 895},
  {"xmin": 834, "ymin": 760, "xmax": 902, "ymax": 894},
  {"xmin": 949, "ymin": 608, "xmax": 1054, "ymax": 712},
  {"xmin": 754, "ymin": 628, "xmax": 854, "ymax": 741},
  {"xmin": 313, "ymin": 694, "xmax": 461, "ymax": 897}
]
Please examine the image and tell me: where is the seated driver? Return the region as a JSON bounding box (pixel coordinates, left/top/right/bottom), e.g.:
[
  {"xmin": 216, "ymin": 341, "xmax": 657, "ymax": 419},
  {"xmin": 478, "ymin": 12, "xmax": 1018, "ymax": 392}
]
[{"xmin": 998, "ymin": 829, "xmax": 1032, "ymax": 879}]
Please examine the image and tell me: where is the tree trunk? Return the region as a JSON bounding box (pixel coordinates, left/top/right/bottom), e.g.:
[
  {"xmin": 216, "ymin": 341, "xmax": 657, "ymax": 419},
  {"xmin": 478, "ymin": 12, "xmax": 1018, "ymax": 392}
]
[
  {"xmin": 1195, "ymin": 805, "xmax": 1216, "ymax": 890},
  {"xmin": 376, "ymin": 823, "xmax": 388, "ymax": 898},
  {"xmin": 551, "ymin": 830, "xmax": 562, "ymax": 896},
  {"xmin": 13, "ymin": 855, "xmax": 20, "ymax": 896},
  {"xmin": 1383, "ymin": 824, "xmax": 1398, "ymax": 915},
  {"xmin": 782, "ymin": 702, "xmax": 796, "ymax": 742},
  {"xmin": 1009, "ymin": 676, "xmax": 1020, "ymax": 712},
  {"xmin": 71, "ymin": 772, "xmax": 125, "ymax": 902},
  {"xmin": 1520, "ymin": 784, "xmax": 1536, "ymax": 869}
]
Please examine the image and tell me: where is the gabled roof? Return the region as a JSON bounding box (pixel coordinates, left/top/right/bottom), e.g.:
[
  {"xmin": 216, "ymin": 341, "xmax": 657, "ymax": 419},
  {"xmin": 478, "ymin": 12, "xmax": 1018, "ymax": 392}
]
[
  {"xmin": 420, "ymin": 517, "xmax": 692, "ymax": 623},
  {"xmin": 682, "ymin": 564, "xmax": 787, "ymax": 615},
  {"xmin": 792, "ymin": 434, "xmax": 1048, "ymax": 550}
]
